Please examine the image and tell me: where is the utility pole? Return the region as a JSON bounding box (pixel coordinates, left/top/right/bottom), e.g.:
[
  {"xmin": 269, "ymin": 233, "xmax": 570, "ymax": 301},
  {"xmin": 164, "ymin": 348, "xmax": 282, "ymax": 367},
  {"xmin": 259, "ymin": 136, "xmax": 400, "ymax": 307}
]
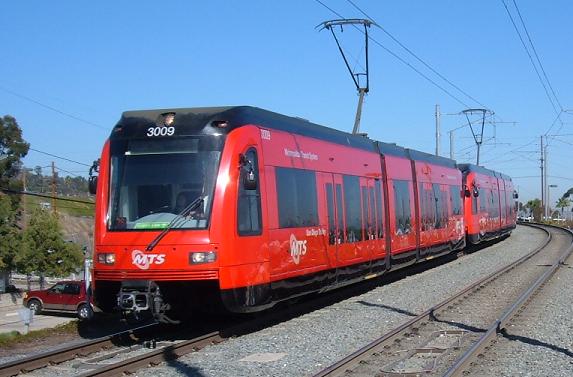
[
  {"xmin": 435, "ymin": 104, "xmax": 441, "ymax": 156},
  {"xmin": 51, "ymin": 161, "xmax": 57, "ymax": 214},
  {"xmin": 544, "ymin": 142, "xmax": 549, "ymax": 219},
  {"xmin": 540, "ymin": 135, "xmax": 544, "ymax": 216}
]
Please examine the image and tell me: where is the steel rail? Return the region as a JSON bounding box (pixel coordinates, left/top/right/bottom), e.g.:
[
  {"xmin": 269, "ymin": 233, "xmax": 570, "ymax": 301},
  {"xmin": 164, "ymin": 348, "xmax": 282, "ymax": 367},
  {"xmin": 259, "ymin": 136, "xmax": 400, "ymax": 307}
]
[
  {"xmin": 443, "ymin": 224, "xmax": 573, "ymax": 377},
  {"xmin": 313, "ymin": 224, "xmax": 553, "ymax": 377},
  {"xmin": 0, "ymin": 322, "xmax": 158, "ymax": 377},
  {"xmin": 77, "ymin": 331, "xmax": 223, "ymax": 377}
]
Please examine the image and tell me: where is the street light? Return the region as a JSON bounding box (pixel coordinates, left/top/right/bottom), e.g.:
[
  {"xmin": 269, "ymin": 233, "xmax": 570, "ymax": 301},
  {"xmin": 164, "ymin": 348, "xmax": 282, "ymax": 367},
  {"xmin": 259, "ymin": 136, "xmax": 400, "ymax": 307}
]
[{"xmin": 546, "ymin": 184, "xmax": 557, "ymax": 219}]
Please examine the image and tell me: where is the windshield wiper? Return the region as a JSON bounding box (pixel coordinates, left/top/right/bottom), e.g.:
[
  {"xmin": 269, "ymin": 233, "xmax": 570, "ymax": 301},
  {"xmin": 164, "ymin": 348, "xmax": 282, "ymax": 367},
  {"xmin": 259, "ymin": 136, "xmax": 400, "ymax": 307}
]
[{"xmin": 145, "ymin": 196, "xmax": 204, "ymax": 251}]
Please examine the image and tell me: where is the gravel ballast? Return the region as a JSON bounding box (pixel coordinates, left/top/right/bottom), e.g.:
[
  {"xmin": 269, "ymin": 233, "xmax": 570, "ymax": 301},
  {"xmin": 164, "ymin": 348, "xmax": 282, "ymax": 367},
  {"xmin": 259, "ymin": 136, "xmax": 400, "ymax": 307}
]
[
  {"xmin": 467, "ymin": 233, "xmax": 573, "ymax": 377},
  {"xmin": 135, "ymin": 225, "xmax": 550, "ymax": 377}
]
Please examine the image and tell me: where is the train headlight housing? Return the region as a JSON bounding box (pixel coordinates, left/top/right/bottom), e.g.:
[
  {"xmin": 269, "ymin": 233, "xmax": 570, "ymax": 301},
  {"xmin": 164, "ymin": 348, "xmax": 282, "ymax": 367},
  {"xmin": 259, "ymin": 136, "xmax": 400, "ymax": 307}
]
[
  {"xmin": 189, "ymin": 251, "xmax": 216, "ymax": 264},
  {"xmin": 97, "ymin": 252, "xmax": 116, "ymax": 265}
]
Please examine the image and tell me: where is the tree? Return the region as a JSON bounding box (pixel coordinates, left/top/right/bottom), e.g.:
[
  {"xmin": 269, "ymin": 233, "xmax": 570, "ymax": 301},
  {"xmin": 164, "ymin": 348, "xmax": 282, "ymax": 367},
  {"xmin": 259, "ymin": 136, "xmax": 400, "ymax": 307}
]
[
  {"xmin": 556, "ymin": 197, "xmax": 571, "ymax": 216},
  {"xmin": 0, "ymin": 115, "xmax": 30, "ymax": 187},
  {"xmin": 0, "ymin": 115, "xmax": 29, "ymax": 272},
  {"xmin": 525, "ymin": 198, "xmax": 542, "ymax": 221},
  {"xmin": 0, "ymin": 195, "xmax": 21, "ymax": 270},
  {"xmin": 18, "ymin": 208, "xmax": 83, "ymax": 288}
]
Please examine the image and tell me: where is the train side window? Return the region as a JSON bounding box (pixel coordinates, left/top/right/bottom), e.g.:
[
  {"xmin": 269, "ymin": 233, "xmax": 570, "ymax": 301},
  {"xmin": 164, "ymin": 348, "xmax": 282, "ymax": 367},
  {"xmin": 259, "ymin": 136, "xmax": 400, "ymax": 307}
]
[
  {"xmin": 506, "ymin": 190, "xmax": 513, "ymax": 218},
  {"xmin": 368, "ymin": 186, "xmax": 376, "ymax": 240},
  {"xmin": 335, "ymin": 184, "xmax": 345, "ymax": 243},
  {"xmin": 326, "ymin": 183, "xmax": 336, "ymax": 245},
  {"xmin": 237, "ymin": 148, "xmax": 262, "ymax": 236},
  {"xmin": 432, "ymin": 183, "xmax": 446, "ymax": 229},
  {"xmin": 343, "ymin": 175, "xmax": 363, "ymax": 242},
  {"xmin": 374, "ymin": 180, "xmax": 384, "ymax": 238},
  {"xmin": 276, "ymin": 167, "xmax": 318, "ymax": 228},
  {"xmin": 442, "ymin": 190, "xmax": 448, "ymax": 223},
  {"xmin": 450, "ymin": 185, "xmax": 462, "ymax": 216},
  {"xmin": 393, "ymin": 180, "xmax": 411, "ymax": 235},
  {"xmin": 361, "ymin": 186, "xmax": 374, "ymax": 240},
  {"xmin": 499, "ymin": 190, "xmax": 506, "ymax": 219},
  {"xmin": 479, "ymin": 188, "xmax": 487, "ymax": 213},
  {"xmin": 419, "ymin": 183, "xmax": 434, "ymax": 231},
  {"xmin": 472, "ymin": 187, "xmax": 478, "ymax": 215}
]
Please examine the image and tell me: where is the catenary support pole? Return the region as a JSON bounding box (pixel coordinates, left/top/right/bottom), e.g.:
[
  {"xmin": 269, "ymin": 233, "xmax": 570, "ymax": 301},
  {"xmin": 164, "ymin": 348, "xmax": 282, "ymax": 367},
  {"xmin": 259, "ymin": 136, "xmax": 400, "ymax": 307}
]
[
  {"xmin": 540, "ymin": 135, "xmax": 544, "ymax": 215},
  {"xmin": 353, "ymin": 88, "xmax": 367, "ymax": 135}
]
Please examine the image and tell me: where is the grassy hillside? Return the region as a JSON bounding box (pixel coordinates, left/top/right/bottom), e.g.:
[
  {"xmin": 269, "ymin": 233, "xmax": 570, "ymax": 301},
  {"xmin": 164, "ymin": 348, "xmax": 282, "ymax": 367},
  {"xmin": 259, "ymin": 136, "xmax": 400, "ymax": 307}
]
[
  {"xmin": 21, "ymin": 194, "xmax": 95, "ymax": 253},
  {"xmin": 22, "ymin": 194, "xmax": 94, "ymax": 217}
]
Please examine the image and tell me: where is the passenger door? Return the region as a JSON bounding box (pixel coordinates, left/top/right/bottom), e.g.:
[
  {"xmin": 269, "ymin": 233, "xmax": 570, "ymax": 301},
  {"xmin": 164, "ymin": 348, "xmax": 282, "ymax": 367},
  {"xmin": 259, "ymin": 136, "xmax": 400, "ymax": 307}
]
[
  {"xmin": 322, "ymin": 173, "xmax": 343, "ymax": 272},
  {"xmin": 43, "ymin": 283, "xmax": 66, "ymax": 310}
]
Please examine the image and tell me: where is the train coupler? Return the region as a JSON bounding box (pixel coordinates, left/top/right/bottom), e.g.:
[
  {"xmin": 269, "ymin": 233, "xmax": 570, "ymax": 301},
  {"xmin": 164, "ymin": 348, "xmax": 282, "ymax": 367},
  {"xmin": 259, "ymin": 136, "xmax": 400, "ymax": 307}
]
[{"xmin": 117, "ymin": 280, "xmax": 175, "ymax": 322}]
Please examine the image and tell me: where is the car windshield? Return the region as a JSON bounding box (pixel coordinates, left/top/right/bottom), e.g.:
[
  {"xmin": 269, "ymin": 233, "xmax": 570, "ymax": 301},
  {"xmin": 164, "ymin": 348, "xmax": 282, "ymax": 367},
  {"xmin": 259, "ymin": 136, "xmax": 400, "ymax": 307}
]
[{"xmin": 107, "ymin": 136, "xmax": 224, "ymax": 230}]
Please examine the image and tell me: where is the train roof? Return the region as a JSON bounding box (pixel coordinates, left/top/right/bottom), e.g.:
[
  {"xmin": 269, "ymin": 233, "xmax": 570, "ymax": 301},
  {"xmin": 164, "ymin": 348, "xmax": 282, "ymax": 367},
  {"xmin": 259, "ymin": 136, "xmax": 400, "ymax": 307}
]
[
  {"xmin": 457, "ymin": 163, "xmax": 512, "ymax": 182},
  {"xmin": 116, "ymin": 106, "xmax": 457, "ymax": 168}
]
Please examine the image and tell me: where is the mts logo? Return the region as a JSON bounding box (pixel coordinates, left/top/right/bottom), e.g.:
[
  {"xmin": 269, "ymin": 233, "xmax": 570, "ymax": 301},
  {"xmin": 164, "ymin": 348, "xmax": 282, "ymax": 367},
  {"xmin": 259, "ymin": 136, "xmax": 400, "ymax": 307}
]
[
  {"xmin": 131, "ymin": 250, "xmax": 166, "ymax": 270},
  {"xmin": 289, "ymin": 234, "xmax": 307, "ymax": 265}
]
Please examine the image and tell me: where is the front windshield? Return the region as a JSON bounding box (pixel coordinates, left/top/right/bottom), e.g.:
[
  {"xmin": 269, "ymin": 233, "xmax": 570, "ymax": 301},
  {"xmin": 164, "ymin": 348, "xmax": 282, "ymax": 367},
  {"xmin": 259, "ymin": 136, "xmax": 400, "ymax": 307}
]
[{"xmin": 107, "ymin": 136, "xmax": 223, "ymax": 230}]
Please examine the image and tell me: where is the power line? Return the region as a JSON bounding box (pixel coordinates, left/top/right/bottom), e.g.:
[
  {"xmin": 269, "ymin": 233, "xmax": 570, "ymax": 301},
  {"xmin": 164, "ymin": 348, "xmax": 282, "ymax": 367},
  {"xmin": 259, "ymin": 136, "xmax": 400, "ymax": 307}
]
[
  {"xmin": 344, "ymin": 0, "xmax": 487, "ymax": 108},
  {"xmin": 313, "ymin": 0, "xmax": 471, "ymax": 108},
  {"xmin": 0, "ymin": 188, "xmax": 95, "ymax": 205},
  {"xmin": 0, "ymin": 85, "xmax": 108, "ymax": 131},
  {"xmin": 511, "ymin": 0, "xmax": 563, "ymax": 111},
  {"xmin": 500, "ymin": 0, "xmax": 562, "ymax": 118},
  {"xmin": 29, "ymin": 148, "xmax": 91, "ymax": 167},
  {"xmin": 54, "ymin": 166, "xmax": 81, "ymax": 177}
]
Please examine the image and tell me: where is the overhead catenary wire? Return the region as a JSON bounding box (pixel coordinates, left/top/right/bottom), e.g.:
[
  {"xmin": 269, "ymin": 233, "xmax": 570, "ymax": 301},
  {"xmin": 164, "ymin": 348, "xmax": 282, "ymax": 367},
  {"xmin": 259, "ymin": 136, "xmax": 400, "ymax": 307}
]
[
  {"xmin": 0, "ymin": 85, "xmax": 108, "ymax": 131},
  {"xmin": 500, "ymin": 0, "xmax": 563, "ymax": 120},
  {"xmin": 53, "ymin": 166, "xmax": 81, "ymax": 177},
  {"xmin": 0, "ymin": 188, "xmax": 95, "ymax": 205},
  {"xmin": 29, "ymin": 148, "xmax": 91, "ymax": 167},
  {"xmin": 511, "ymin": 0, "xmax": 563, "ymax": 112},
  {"xmin": 344, "ymin": 0, "xmax": 488, "ymax": 109}
]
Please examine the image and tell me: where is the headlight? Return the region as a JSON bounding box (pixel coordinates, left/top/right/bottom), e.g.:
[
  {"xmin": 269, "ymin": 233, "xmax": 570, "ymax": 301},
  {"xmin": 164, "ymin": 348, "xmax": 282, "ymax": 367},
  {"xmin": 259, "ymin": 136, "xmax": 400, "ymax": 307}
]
[
  {"xmin": 97, "ymin": 253, "xmax": 116, "ymax": 265},
  {"xmin": 23, "ymin": 292, "xmax": 28, "ymax": 299},
  {"xmin": 189, "ymin": 251, "xmax": 216, "ymax": 264}
]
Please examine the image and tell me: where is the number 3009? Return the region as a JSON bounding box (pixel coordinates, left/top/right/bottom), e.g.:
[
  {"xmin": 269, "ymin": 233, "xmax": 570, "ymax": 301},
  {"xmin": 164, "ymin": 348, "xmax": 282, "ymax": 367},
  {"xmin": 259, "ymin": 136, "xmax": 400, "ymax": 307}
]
[{"xmin": 147, "ymin": 126, "xmax": 175, "ymax": 137}]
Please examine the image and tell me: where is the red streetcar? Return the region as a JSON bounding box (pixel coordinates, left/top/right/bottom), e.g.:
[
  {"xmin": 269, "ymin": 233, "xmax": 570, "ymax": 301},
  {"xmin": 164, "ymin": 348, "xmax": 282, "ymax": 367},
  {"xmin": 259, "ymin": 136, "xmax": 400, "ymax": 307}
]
[
  {"xmin": 458, "ymin": 164, "xmax": 517, "ymax": 244},
  {"xmin": 89, "ymin": 106, "xmax": 516, "ymax": 322}
]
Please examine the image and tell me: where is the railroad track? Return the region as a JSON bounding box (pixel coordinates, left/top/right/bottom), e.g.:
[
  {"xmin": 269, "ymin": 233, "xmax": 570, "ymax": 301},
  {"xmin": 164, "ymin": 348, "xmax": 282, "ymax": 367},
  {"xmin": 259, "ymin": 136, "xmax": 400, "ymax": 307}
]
[
  {"xmin": 0, "ymin": 322, "xmax": 159, "ymax": 377},
  {"xmin": 0, "ymin": 320, "xmax": 224, "ymax": 377},
  {"xmin": 314, "ymin": 223, "xmax": 573, "ymax": 377},
  {"xmin": 3, "ymin": 226, "xmax": 555, "ymax": 377}
]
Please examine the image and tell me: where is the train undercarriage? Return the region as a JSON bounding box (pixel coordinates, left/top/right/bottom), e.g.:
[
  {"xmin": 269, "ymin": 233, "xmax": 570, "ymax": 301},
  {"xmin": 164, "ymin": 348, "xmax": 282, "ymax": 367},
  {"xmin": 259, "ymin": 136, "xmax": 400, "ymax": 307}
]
[{"xmin": 95, "ymin": 280, "xmax": 223, "ymax": 323}]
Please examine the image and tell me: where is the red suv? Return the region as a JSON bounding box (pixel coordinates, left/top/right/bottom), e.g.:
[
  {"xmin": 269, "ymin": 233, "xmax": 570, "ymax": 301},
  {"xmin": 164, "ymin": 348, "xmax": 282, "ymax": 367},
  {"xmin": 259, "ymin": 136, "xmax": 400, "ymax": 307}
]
[{"xmin": 23, "ymin": 281, "xmax": 92, "ymax": 320}]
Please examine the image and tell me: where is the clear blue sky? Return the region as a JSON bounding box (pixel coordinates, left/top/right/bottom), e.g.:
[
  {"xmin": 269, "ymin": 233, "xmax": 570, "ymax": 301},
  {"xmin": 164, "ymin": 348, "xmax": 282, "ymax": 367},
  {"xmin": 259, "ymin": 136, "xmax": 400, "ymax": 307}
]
[{"xmin": 1, "ymin": 1, "xmax": 571, "ymax": 204}]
